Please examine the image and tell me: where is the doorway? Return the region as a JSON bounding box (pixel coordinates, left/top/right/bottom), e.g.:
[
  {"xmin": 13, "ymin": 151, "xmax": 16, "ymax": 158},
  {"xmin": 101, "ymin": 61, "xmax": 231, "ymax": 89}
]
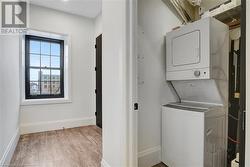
[
  {"xmin": 95, "ymin": 34, "xmax": 102, "ymax": 128},
  {"xmin": 136, "ymin": 0, "xmax": 246, "ymax": 167}
]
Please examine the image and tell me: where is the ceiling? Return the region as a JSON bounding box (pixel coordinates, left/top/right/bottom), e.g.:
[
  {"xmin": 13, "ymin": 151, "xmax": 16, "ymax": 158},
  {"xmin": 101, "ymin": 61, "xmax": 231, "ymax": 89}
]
[{"xmin": 30, "ymin": 0, "xmax": 102, "ymax": 18}]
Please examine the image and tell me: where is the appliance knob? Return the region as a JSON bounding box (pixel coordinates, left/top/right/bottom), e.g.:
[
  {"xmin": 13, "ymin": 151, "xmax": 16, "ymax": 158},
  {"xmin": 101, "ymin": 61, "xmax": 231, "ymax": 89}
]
[{"xmin": 194, "ymin": 70, "xmax": 201, "ymax": 77}]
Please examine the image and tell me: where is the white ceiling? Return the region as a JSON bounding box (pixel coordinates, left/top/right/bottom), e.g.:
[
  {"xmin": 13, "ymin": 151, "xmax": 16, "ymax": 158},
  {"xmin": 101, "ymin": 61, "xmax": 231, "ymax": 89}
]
[{"xmin": 30, "ymin": 0, "xmax": 102, "ymax": 18}]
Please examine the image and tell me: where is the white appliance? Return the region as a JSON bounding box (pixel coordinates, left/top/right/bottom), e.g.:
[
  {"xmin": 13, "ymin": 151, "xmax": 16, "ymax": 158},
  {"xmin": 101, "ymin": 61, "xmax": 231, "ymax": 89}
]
[
  {"xmin": 162, "ymin": 102, "xmax": 226, "ymax": 167},
  {"xmin": 162, "ymin": 17, "xmax": 229, "ymax": 167},
  {"xmin": 166, "ymin": 17, "xmax": 228, "ymax": 81}
]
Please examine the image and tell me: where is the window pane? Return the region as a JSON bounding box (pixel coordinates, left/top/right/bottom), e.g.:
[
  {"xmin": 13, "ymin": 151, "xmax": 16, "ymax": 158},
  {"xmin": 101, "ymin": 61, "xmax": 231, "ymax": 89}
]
[
  {"xmin": 30, "ymin": 40, "xmax": 40, "ymax": 54},
  {"xmin": 51, "ymin": 70, "xmax": 60, "ymax": 81},
  {"xmin": 30, "ymin": 54, "xmax": 40, "ymax": 67},
  {"xmin": 30, "ymin": 69, "xmax": 40, "ymax": 81},
  {"xmin": 41, "ymin": 69, "xmax": 50, "ymax": 81},
  {"xmin": 41, "ymin": 82, "xmax": 51, "ymax": 94},
  {"xmin": 51, "ymin": 82, "xmax": 61, "ymax": 94},
  {"xmin": 51, "ymin": 56, "xmax": 60, "ymax": 68},
  {"xmin": 41, "ymin": 55, "xmax": 50, "ymax": 68},
  {"xmin": 51, "ymin": 43, "xmax": 60, "ymax": 56},
  {"xmin": 41, "ymin": 42, "xmax": 50, "ymax": 55},
  {"xmin": 30, "ymin": 82, "xmax": 40, "ymax": 95},
  {"xmin": 26, "ymin": 36, "xmax": 64, "ymax": 99}
]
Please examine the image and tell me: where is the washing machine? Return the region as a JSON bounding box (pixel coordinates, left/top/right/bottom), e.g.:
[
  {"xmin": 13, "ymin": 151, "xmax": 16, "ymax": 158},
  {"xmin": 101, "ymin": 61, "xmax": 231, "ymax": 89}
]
[{"xmin": 162, "ymin": 102, "xmax": 226, "ymax": 167}]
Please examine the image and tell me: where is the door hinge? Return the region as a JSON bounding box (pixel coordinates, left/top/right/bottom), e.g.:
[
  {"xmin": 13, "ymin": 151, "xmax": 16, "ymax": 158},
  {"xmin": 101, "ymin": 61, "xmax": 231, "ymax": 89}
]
[
  {"xmin": 95, "ymin": 44, "xmax": 97, "ymax": 49},
  {"xmin": 134, "ymin": 103, "xmax": 139, "ymax": 111},
  {"xmin": 95, "ymin": 112, "xmax": 97, "ymax": 116},
  {"xmin": 95, "ymin": 89, "xmax": 97, "ymax": 94},
  {"xmin": 95, "ymin": 67, "xmax": 97, "ymax": 71}
]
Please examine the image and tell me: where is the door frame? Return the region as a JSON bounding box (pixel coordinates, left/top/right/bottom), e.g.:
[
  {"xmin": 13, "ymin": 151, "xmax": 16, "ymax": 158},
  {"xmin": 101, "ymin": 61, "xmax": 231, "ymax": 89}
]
[
  {"xmin": 127, "ymin": 0, "xmax": 138, "ymax": 166},
  {"xmin": 101, "ymin": 0, "xmax": 138, "ymax": 166},
  {"xmin": 239, "ymin": 0, "xmax": 246, "ymax": 166},
  {"xmin": 245, "ymin": 0, "xmax": 250, "ymax": 166},
  {"xmin": 130, "ymin": 1, "xmax": 249, "ymax": 166}
]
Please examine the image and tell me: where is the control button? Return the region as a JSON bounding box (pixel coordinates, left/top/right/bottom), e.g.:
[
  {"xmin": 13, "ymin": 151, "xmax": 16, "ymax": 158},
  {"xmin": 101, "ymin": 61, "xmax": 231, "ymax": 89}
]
[{"xmin": 194, "ymin": 70, "xmax": 201, "ymax": 77}]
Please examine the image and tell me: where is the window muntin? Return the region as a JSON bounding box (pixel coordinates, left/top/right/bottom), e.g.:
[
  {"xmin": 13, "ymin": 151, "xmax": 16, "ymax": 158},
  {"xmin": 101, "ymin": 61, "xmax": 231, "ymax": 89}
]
[{"xmin": 25, "ymin": 35, "xmax": 64, "ymax": 99}]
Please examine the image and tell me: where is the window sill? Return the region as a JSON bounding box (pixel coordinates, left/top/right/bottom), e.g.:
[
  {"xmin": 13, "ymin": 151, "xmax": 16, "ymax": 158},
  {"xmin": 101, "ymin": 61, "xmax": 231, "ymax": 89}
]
[{"xmin": 21, "ymin": 98, "xmax": 72, "ymax": 106}]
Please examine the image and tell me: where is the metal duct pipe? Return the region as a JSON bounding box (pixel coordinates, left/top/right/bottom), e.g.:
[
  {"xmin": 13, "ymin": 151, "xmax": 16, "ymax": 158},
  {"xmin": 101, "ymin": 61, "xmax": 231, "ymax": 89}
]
[
  {"xmin": 170, "ymin": 0, "xmax": 192, "ymax": 23},
  {"xmin": 163, "ymin": 0, "xmax": 200, "ymax": 24},
  {"xmin": 187, "ymin": 0, "xmax": 202, "ymax": 6}
]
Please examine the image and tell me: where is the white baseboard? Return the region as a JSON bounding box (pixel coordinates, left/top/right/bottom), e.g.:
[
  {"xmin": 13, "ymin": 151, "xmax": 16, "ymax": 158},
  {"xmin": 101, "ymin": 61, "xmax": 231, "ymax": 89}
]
[
  {"xmin": 138, "ymin": 145, "xmax": 161, "ymax": 167},
  {"xmin": 101, "ymin": 159, "xmax": 111, "ymax": 167},
  {"xmin": 0, "ymin": 128, "xmax": 20, "ymax": 166},
  {"xmin": 20, "ymin": 117, "xmax": 96, "ymax": 134}
]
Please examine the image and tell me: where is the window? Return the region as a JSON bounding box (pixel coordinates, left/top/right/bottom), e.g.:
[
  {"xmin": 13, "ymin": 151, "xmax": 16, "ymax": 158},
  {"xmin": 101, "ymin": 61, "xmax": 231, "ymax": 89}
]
[{"xmin": 25, "ymin": 35, "xmax": 64, "ymax": 99}]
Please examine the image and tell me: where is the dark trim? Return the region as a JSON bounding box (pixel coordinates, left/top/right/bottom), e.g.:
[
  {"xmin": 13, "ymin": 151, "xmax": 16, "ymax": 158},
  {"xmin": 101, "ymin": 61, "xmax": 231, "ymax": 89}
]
[
  {"xmin": 239, "ymin": 0, "xmax": 246, "ymax": 166},
  {"xmin": 25, "ymin": 35, "xmax": 64, "ymax": 99},
  {"xmin": 26, "ymin": 35, "xmax": 63, "ymax": 43},
  {"xmin": 228, "ymin": 40, "xmax": 241, "ymax": 165},
  {"xmin": 95, "ymin": 34, "xmax": 102, "ymax": 128}
]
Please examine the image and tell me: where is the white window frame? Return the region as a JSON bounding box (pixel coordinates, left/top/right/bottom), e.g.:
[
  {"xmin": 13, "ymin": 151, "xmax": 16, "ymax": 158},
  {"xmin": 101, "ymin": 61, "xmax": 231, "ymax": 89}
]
[{"xmin": 20, "ymin": 29, "xmax": 72, "ymax": 105}]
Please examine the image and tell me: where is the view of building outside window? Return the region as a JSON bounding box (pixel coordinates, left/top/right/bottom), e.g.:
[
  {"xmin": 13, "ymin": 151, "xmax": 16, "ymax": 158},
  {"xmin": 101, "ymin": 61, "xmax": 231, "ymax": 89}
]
[
  {"xmin": 30, "ymin": 71, "xmax": 61, "ymax": 95},
  {"xmin": 28, "ymin": 37, "xmax": 63, "ymax": 96}
]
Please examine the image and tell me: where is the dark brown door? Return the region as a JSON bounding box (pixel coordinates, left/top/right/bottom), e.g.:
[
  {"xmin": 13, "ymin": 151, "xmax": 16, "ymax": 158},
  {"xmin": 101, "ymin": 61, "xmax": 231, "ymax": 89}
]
[{"xmin": 95, "ymin": 34, "xmax": 102, "ymax": 128}]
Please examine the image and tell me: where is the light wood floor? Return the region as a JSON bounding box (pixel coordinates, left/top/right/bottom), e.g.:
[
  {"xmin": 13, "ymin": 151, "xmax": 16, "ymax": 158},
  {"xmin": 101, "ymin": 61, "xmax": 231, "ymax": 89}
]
[
  {"xmin": 10, "ymin": 125, "xmax": 166, "ymax": 167},
  {"xmin": 10, "ymin": 125, "xmax": 102, "ymax": 167}
]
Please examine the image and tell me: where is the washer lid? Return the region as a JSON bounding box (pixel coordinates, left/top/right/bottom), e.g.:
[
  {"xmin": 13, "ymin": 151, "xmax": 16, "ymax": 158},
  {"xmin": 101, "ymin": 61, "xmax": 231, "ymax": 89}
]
[
  {"xmin": 163, "ymin": 102, "xmax": 220, "ymax": 112},
  {"xmin": 171, "ymin": 80, "xmax": 224, "ymax": 105}
]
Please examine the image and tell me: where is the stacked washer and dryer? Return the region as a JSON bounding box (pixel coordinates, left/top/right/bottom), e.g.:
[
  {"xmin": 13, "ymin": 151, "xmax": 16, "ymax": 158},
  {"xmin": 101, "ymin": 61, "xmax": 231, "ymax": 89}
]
[{"xmin": 162, "ymin": 17, "xmax": 229, "ymax": 167}]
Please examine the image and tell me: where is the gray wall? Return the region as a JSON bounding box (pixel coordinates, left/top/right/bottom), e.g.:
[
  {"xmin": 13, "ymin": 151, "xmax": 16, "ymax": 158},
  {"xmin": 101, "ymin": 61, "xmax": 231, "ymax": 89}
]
[
  {"xmin": 0, "ymin": 35, "xmax": 20, "ymax": 164},
  {"xmin": 0, "ymin": 35, "xmax": 3, "ymax": 161},
  {"xmin": 138, "ymin": 0, "xmax": 181, "ymax": 165}
]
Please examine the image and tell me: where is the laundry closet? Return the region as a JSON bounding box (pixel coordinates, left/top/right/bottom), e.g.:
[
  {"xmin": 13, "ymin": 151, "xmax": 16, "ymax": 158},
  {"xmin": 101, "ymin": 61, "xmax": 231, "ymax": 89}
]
[{"xmin": 137, "ymin": 0, "xmax": 244, "ymax": 167}]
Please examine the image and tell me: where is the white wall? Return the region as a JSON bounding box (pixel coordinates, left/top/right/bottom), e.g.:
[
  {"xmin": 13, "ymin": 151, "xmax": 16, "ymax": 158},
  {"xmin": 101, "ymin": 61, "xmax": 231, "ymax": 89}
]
[
  {"xmin": 246, "ymin": 0, "xmax": 250, "ymax": 166},
  {"xmin": 95, "ymin": 13, "xmax": 102, "ymax": 38},
  {"xmin": 102, "ymin": 0, "xmax": 130, "ymax": 166},
  {"xmin": 137, "ymin": 0, "xmax": 181, "ymax": 166},
  {"xmin": 0, "ymin": 35, "xmax": 20, "ymax": 165},
  {"xmin": 20, "ymin": 5, "xmax": 96, "ymax": 134},
  {"xmin": 0, "ymin": 35, "xmax": 3, "ymax": 162},
  {"xmin": 0, "ymin": 37, "xmax": 4, "ymax": 162}
]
